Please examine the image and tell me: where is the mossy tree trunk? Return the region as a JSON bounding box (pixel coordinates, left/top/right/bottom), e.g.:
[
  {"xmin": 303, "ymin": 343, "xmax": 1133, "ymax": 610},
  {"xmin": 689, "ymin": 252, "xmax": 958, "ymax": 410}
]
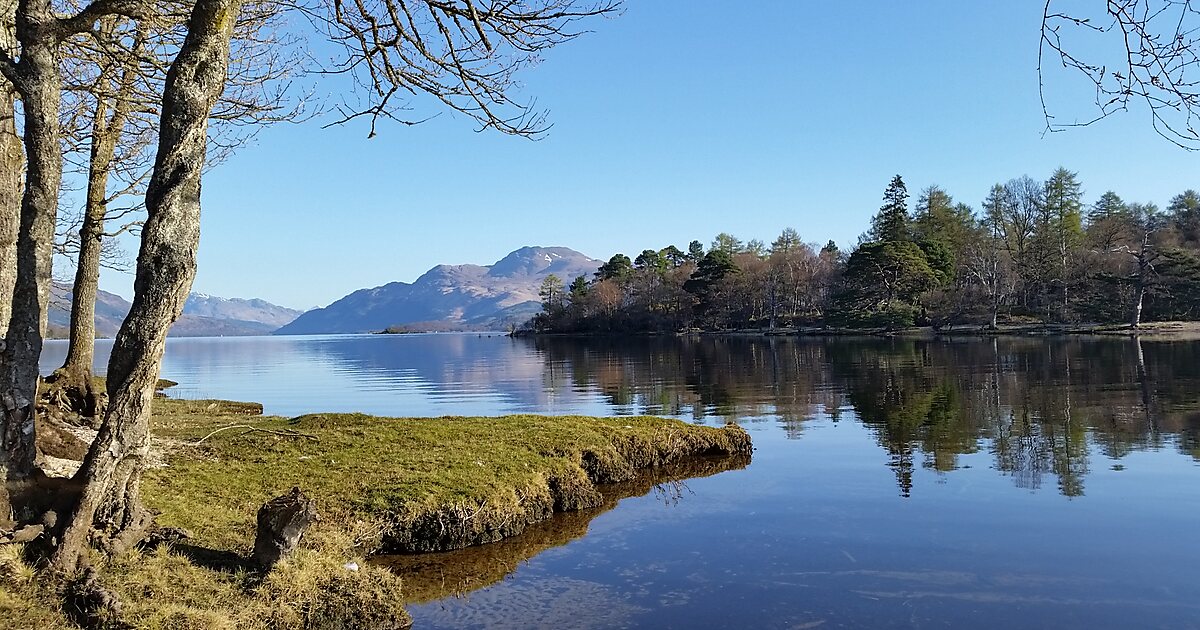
[
  {"xmin": 1, "ymin": 0, "xmax": 64, "ymax": 492},
  {"xmin": 53, "ymin": 0, "xmax": 242, "ymax": 572},
  {"xmin": 0, "ymin": 0, "xmax": 20, "ymax": 342}
]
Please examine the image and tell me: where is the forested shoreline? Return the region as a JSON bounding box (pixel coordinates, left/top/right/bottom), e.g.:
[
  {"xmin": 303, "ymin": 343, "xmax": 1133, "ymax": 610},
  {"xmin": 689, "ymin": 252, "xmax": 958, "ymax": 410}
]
[{"xmin": 529, "ymin": 171, "xmax": 1200, "ymax": 334}]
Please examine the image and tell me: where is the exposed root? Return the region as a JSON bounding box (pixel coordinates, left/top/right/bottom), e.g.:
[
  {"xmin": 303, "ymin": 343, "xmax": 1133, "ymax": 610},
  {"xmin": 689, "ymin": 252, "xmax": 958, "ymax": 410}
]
[{"xmin": 63, "ymin": 566, "xmax": 131, "ymax": 630}]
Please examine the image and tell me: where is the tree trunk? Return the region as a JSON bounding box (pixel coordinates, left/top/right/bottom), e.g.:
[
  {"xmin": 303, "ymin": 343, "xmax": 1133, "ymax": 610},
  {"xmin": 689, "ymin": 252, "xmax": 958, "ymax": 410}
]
[
  {"xmin": 2, "ymin": 8, "xmax": 63, "ymax": 490},
  {"xmin": 53, "ymin": 0, "xmax": 242, "ymax": 572},
  {"xmin": 57, "ymin": 33, "xmax": 136, "ymax": 419},
  {"xmin": 0, "ymin": 0, "xmax": 19, "ymax": 340},
  {"xmin": 1130, "ymin": 269, "xmax": 1146, "ymax": 329}
]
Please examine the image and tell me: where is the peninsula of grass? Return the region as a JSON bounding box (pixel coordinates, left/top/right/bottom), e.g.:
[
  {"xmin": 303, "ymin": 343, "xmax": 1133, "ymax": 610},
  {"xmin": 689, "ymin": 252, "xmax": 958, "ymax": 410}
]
[{"xmin": 3, "ymin": 396, "xmax": 751, "ymax": 628}]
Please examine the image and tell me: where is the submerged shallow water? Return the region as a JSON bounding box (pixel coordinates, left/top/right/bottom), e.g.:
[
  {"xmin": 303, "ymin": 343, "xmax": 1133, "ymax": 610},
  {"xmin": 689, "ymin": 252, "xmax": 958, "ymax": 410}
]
[{"xmin": 40, "ymin": 334, "xmax": 1200, "ymax": 628}]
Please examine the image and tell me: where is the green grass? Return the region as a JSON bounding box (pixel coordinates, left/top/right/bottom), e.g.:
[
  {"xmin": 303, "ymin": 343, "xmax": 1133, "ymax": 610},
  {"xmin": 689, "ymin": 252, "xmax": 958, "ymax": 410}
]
[
  {"xmin": 0, "ymin": 396, "xmax": 750, "ymax": 628},
  {"xmin": 2, "ymin": 393, "xmax": 748, "ymax": 624},
  {"xmin": 144, "ymin": 401, "xmax": 751, "ymax": 554}
]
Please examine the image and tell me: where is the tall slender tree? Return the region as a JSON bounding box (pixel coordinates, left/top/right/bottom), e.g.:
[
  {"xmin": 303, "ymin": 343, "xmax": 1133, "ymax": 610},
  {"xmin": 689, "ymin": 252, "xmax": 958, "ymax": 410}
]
[{"xmin": 870, "ymin": 175, "xmax": 910, "ymax": 242}]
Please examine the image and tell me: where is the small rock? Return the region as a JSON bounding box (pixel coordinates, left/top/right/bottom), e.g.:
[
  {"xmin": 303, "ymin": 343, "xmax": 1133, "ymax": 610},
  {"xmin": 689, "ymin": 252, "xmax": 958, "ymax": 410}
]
[
  {"xmin": 9, "ymin": 524, "xmax": 44, "ymax": 544},
  {"xmin": 343, "ymin": 561, "xmax": 359, "ymax": 572}
]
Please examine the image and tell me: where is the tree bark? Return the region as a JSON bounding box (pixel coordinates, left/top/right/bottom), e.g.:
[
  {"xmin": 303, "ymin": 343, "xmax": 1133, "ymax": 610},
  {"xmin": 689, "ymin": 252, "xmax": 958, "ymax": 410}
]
[
  {"xmin": 53, "ymin": 0, "xmax": 242, "ymax": 572},
  {"xmin": 2, "ymin": 2, "xmax": 64, "ymax": 489},
  {"xmin": 0, "ymin": 0, "xmax": 20, "ymax": 342}
]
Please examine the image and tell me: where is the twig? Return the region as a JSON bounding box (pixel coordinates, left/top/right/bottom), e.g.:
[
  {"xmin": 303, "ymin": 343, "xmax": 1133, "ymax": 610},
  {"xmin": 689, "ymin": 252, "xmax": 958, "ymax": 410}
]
[{"xmin": 195, "ymin": 425, "xmax": 318, "ymax": 444}]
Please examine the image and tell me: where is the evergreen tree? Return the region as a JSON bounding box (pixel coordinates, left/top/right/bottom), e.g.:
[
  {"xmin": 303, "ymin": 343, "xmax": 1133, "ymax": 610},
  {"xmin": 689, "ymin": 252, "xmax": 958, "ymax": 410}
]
[
  {"xmin": 711, "ymin": 232, "xmax": 744, "ymax": 255},
  {"xmin": 595, "ymin": 253, "xmax": 633, "ymax": 280},
  {"xmin": 869, "ymin": 175, "xmax": 910, "ymax": 242},
  {"xmin": 1168, "ymin": 190, "xmax": 1200, "ymax": 247},
  {"xmin": 569, "ymin": 275, "xmax": 589, "ymax": 299},
  {"xmin": 771, "ymin": 228, "xmax": 803, "ymax": 254},
  {"xmin": 744, "ymin": 239, "xmax": 767, "ymax": 257},
  {"xmin": 660, "ymin": 245, "xmax": 688, "ymax": 267},
  {"xmin": 1089, "ymin": 191, "xmax": 1128, "ymax": 224},
  {"xmin": 539, "ymin": 274, "xmax": 566, "ymax": 312},
  {"xmin": 634, "ymin": 248, "xmax": 667, "ymax": 272},
  {"xmin": 687, "ymin": 240, "xmax": 706, "ymax": 261},
  {"xmin": 1042, "ymin": 167, "xmax": 1085, "ymax": 317}
]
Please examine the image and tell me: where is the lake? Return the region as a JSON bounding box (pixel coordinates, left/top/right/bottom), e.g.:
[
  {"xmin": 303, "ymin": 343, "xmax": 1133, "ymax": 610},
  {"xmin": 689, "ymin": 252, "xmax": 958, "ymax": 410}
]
[{"xmin": 39, "ymin": 334, "xmax": 1200, "ymax": 628}]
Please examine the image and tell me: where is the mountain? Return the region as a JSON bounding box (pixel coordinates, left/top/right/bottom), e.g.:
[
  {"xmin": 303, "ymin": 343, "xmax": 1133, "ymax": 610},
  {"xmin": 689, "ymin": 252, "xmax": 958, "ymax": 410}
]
[
  {"xmin": 47, "ymin": 286, "xmax": 303, "ymax": 338},
  {"xmin": 276, "ymin": 246, "xmax": 601, "ymax": 334},
  {"xmin": 183, "ymin": 294, "xmax": 302, "ymax": 329}
]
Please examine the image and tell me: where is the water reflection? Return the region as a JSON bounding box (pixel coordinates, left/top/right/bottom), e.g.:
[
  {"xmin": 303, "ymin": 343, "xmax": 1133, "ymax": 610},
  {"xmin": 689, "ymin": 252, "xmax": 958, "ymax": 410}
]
[
  {"xmin": 379, "ymin": 455, "xmax": 749, "ymax": 604},
  {"xmin": 37, "ymin": 334, "xmax": 1200, "ymax": 627},
  {"xmin": 40, "ymin": 334, "xmax": 1200, "ymax": 499},
  {"xmin": 529, "ymin": 335, "xmax": 1200, "ymax": 498}
]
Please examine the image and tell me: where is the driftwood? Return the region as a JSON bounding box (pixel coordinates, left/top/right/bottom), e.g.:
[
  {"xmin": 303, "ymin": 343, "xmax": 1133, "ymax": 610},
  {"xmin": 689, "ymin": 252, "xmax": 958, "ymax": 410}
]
[
  {"xmin": 194, "ymin": 425, "xmax": 317, "ymax": 444},
  {"xmin": 252, "ymin": 487, "xmax": 319, "ymax": 570}
]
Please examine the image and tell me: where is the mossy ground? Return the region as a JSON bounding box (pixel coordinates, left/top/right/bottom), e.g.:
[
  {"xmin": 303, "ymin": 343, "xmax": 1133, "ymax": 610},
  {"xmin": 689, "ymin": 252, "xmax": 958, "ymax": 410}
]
[{"xmin": 2, "ymin": 396, "xmax": 751, "ymax": 628}]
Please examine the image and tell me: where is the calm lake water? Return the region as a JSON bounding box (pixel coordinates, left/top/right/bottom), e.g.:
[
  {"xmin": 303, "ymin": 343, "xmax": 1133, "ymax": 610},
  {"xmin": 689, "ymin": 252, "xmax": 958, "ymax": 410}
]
[{"xmin": 40, "ymin": 334, "xmax": 1200, "ymax": 628}]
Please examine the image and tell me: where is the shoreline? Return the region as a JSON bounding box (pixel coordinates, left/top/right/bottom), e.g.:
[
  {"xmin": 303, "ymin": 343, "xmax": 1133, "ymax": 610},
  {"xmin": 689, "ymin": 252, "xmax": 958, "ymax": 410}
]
[
  {"xmin": 12, "ymin": 393, "xmax": 752, "ymax": 628},
  {"xmin": 514, "ymin": 320, "xmax": 1200, "ymax": 342}
]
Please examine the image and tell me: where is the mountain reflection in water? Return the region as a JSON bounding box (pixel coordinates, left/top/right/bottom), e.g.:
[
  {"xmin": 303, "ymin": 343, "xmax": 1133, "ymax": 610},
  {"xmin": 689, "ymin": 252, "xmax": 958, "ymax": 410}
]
[{"xmin": 40, "ymin": 333, "xmax": 1200, "ymax": 627}]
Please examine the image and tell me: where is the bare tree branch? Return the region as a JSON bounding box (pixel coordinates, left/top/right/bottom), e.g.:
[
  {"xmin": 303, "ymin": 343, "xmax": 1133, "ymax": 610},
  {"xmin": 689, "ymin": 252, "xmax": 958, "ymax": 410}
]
[{"xmin": 1042, "ymin": 0, "xmax": 1200, "ymax": 150}]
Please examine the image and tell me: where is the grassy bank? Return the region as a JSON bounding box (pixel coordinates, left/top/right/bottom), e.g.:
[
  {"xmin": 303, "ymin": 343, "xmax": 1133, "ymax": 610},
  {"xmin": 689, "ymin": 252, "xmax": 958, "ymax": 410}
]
[{"xmin": 3, "ymin": 397, "xmax": 751, "ymax": 628}]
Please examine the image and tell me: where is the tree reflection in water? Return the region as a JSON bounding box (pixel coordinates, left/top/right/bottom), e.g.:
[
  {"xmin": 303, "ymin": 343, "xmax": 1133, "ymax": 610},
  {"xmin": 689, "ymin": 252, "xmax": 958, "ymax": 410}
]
[{"xmin": 529, "ymin": 336, "xmax": 1200, "ymax": 498}]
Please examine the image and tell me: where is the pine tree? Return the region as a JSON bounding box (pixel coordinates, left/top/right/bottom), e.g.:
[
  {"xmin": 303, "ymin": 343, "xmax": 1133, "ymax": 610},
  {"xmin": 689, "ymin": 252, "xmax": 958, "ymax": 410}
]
[
  {"xmin": 1043, "ymin": 167, "xmax": 1085, "ymax": 318},
  {"xmin": 869, "ymin": 175, "xmax": 910, "ymax": 242}
]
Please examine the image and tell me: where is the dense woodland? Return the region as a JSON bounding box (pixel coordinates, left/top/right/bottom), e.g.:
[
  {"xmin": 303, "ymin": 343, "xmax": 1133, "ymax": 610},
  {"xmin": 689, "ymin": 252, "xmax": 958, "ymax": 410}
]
[{"xmin": 531, "ymin": 170, "xmax": 1200, "ymax": 333}]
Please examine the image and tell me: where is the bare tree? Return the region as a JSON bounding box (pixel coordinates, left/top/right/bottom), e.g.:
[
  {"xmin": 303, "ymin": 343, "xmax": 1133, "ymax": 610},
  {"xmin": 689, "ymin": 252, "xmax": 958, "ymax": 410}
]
[
  {"xmin": 1041, "ymin": 0, "xmax": 1200, "ymax": 150},
  {"xmin": 1107, "ymin": 203, "xmax": 1166, "ymax": 328},
  {"xmin": 48, "ymin": 3, "xmax": 307, "ymax": 418}
]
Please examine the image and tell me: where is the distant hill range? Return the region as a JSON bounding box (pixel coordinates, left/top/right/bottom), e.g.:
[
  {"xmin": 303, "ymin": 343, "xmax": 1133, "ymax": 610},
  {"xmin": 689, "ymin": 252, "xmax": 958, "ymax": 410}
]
[
  {"xmin": 276, "ymin": 246, "xmax": 601, "ymax": 335},
  {"xmin": 48, "ymin": 287, "xmax": 303, "ymax": 338}
]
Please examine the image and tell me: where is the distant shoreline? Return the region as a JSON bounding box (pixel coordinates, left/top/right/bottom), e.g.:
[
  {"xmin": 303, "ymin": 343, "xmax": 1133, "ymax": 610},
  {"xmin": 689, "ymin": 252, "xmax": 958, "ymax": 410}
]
[{"xmin": 514, "ymin": 321, "xmax": 1200, "ymax": 342}]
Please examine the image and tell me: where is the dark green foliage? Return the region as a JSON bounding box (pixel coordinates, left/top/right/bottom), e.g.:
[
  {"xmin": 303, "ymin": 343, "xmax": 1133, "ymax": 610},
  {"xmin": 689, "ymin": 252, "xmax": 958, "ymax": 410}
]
[
  {"xmin": 1169, "ymin": 190, "xmax": 1200, "ymax": 246},
  {"xmin": 833, "ymin": 241, "xmax": 937, "ymax": 326},
  {"xmin": 634, "ymin": 249, "xmax": 666, "ymax": 272},
  {"xmin": 569, "ymin": 275, "xmax": 588, "ymax": 297},
  {"xmin": 687, "ymin": 240, "xmax": 705, "ymax": 261},
  {"xmin": 595, "ymin": 253, "xmax": 633, "ymax": 280},
  {"xmin": 1147, "ymin": 248, "xmax": 1200, "ymax": 320},
  {"xmin": 869, "ymin": 175, "xmax": 910, "ymax": 242},
  {"xmin": 1090, "ymin": 191, "xmax": 1128, "ymax": 223},
  {"xmin": 660, "ymin": 245, "xmax": 688, "ymax": 267},
  {"xmin": 917, "ymin": 239, "xmax": 955, "ymax": 286},
  {"xmin": 684, "ymin": 250, "xmax": 737, "ymax": 299}
]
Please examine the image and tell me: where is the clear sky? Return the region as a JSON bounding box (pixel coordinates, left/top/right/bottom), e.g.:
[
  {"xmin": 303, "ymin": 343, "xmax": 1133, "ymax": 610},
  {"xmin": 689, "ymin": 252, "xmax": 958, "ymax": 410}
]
[{"xmin": 92, "ymin": 1, "xmax": 1200, "ymax": 309}]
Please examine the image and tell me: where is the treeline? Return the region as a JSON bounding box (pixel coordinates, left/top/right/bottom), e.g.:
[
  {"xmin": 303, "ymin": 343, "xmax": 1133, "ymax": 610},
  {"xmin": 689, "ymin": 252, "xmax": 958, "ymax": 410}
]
[{"xmin": 531, "ymin": 169, "xmax": 1200, "ymax": 333}]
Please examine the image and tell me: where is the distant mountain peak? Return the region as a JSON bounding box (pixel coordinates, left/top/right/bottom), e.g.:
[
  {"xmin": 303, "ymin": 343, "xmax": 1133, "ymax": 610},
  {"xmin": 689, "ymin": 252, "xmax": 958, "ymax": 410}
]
[
  {"xmin": 487, "ymin": 246, "xmax": 600, "ymax": 279},
  {"xmin": 277, "ymin": 245, "xmax": 601, "ymax": 334},
  {"xmin": 50, "ymin": 287, "xmax": 304, "ymax": 338}
]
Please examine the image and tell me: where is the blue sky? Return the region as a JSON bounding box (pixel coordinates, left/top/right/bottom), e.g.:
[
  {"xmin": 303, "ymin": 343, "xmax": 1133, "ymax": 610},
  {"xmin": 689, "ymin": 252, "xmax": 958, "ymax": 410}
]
[{"xmin": 94, "ymin": 1, "xmax": 1200, "ymax": 309}]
